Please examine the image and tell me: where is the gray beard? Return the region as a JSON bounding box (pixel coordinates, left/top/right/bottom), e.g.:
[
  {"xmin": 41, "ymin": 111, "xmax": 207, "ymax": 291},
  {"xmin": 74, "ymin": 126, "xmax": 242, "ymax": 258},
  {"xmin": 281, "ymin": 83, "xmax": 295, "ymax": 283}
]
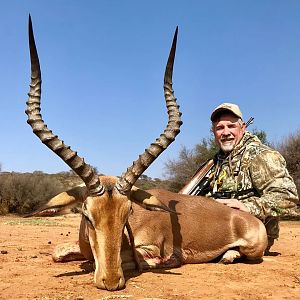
[{"xmin": 220, "ymin": 143, "xmax": 235, "ymax": 153}]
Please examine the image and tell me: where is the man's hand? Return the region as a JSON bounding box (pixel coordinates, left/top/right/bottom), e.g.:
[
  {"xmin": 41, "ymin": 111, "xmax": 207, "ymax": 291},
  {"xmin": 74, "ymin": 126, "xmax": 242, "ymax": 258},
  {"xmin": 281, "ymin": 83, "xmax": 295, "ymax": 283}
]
[{"xmin": 215, "ymin": 198, "xmax": 250, "ymax": 212}]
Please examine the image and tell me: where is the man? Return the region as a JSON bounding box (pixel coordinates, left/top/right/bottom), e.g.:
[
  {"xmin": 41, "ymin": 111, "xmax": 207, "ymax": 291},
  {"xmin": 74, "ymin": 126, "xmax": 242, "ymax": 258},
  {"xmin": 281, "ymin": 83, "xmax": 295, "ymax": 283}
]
[{"xmin": 181, "ymin": 103, "xmax": 299, "ymax": 253}]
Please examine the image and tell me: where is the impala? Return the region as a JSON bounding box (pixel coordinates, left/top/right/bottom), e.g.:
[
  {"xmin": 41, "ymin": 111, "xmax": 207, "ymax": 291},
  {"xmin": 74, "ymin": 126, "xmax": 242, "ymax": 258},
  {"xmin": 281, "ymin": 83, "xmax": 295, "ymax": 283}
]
[{"xmin": 26, "ymin": 16, "xmax": 267, "ymax": 291}]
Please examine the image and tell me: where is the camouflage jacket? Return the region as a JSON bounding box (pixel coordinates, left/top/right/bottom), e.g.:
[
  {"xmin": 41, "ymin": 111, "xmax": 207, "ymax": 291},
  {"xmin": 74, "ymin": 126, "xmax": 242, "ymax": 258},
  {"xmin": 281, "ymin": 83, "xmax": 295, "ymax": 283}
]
[{"xmin": 205, "ymin": 132, "xmax": 299, "ymax": 221}]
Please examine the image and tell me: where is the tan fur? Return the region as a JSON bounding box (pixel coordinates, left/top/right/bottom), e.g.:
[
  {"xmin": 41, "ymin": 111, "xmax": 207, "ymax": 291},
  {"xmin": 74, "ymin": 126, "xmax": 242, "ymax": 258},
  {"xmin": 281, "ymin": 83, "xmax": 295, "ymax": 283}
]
[{"xmin": 39, "ymin": 176, "xmax": 268, "ymax": 291}]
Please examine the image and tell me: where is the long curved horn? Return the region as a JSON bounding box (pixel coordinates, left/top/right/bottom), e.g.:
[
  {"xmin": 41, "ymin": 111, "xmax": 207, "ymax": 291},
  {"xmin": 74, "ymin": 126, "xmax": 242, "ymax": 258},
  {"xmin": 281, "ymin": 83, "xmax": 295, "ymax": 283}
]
[
  {"xmin": 116, "ymin": 27, "xmax": 182, "ymax": 194},
  {"xmin": 25, "ymin": 15, "xmax": 104, "ymax": 196}
]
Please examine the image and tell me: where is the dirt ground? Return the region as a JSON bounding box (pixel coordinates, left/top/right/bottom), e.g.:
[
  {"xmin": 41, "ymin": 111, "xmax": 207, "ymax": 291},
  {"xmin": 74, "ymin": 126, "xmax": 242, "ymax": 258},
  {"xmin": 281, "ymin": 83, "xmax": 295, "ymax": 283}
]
[{"xmin": 0, "ymin": 214, "xmax": 299, "ymax": 300}]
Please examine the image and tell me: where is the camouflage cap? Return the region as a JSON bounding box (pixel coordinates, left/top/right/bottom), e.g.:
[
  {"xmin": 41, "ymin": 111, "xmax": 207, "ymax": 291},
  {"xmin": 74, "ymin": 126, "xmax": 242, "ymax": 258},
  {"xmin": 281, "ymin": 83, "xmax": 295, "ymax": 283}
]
[{"xmin": 211, "ymin": 102, "xmax": 243, "ymax": 122}]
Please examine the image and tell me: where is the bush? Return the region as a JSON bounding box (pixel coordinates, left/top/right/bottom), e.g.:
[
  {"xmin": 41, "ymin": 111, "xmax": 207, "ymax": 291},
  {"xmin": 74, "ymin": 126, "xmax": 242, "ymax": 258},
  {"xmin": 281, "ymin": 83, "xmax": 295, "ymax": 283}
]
[
  {"xmin": 277, "ymin": 130, "xmax": 300, "ymax": 196},
  {"xmin": 0, "ymin": 172, "xmax": 65, "ymax": 215},
  {"xmin": 164, "ymin": 137, "xmax": 218, "ymax": 192},
  {"xmin": 0, "ymin": 170, "xmax": 170, "ymax": 215},
  {"xmin": 135, "ymin": 175, "xmax": 170, "ymax": 190}
]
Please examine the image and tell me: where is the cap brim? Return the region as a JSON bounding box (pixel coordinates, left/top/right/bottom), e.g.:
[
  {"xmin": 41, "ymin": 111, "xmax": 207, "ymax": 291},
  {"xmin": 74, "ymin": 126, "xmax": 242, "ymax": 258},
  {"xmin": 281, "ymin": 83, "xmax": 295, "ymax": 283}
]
[{"xmin": 211, "ymin": 108, "xmax": 242, "ymax": 121}]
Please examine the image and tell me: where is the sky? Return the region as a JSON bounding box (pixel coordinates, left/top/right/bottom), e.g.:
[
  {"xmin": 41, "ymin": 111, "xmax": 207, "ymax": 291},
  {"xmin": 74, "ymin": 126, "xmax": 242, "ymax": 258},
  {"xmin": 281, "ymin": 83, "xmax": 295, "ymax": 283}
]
[{"xmin": 1, "ymin": 1, "xmax": 299, "ymax": 179}]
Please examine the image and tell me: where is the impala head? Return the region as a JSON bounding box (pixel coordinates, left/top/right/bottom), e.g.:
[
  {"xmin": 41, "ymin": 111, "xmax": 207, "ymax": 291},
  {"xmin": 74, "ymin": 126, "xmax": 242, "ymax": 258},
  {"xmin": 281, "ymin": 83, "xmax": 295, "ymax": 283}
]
[
  {"xmin": 26, "ymin": 15, "xmax": 181, "ymax": 290},
  {"xmin": 81, "ymin": 176, "xmax": 130, "ymax": 290}
]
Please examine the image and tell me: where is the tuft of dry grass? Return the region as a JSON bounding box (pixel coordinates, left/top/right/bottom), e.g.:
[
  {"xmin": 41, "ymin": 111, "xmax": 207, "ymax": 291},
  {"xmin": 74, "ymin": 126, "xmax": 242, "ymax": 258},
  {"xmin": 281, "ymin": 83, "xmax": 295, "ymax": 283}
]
[{"xmin": 3, "ymin": 218, "xmax": 61, "ymax": 226}]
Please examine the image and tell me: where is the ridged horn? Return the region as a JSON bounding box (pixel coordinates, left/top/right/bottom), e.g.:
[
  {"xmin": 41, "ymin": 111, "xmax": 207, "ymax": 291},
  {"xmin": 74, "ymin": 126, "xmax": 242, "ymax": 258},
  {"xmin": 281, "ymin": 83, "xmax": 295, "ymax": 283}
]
[
  {"xmin": 116, "ymin": 27, "xmax": 182, "ymax": 194},
  {"xmin": 25, "ymin": 15, "xmax": 104, "ymax": 196}
]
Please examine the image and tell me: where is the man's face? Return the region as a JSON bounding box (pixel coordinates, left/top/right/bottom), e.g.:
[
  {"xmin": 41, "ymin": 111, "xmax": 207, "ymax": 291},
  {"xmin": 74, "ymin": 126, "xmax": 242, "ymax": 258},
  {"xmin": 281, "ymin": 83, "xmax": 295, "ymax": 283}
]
[{"xmin": 213, "ymin": 113, "xmax": 246, "ymax": 153}]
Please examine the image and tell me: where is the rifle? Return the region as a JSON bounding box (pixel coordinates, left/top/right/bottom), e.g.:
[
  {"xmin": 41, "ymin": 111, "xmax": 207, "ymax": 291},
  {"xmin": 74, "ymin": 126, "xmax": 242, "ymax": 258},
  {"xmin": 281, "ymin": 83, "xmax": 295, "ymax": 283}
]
[
  {"xmin": 179, "ymin": 116, "xmax": 254, "ymax": 196},
  {"xmin": 178, "ymin": 159, "xmax": 214, "ymax": 195},
  {"xmin": 245, "ymin": 117, "xmax": 254, "ymax": 128}
]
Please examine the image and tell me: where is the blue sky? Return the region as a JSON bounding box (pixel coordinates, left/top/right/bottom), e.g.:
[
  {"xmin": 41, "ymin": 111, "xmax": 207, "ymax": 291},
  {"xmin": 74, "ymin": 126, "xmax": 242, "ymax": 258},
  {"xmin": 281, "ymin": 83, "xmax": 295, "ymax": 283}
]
[{"xmin": 1, "ymin": 1, "xmax": 299, "ymax": 179}]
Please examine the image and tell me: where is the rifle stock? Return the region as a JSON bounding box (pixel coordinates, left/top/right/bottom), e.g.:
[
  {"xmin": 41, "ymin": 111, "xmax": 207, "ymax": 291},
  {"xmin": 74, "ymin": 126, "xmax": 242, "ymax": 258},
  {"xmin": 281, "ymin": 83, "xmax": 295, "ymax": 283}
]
[{"xmin": 179, "ymin": 159, "xmax": 214, "ymax": 195}]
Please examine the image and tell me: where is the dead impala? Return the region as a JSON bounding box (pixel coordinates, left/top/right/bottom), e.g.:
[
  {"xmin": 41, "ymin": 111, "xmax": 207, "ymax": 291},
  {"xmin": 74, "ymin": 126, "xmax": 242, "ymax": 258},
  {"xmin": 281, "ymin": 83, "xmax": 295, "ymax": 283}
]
[{"xmin": 26, "ymin": 16, "xmax": 267, "ymax": 291}]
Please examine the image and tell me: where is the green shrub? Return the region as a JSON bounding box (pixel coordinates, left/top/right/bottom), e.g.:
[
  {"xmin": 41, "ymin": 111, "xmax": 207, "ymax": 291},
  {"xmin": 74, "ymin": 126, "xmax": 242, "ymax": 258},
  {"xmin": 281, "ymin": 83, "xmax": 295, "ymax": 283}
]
[
  {"xmin": 0, "ymin": 172, "xmax": 65, "ymax": 215},
  {"xmin": 277, "ymin": 130, "xmax": 300, "ymax": 196}
]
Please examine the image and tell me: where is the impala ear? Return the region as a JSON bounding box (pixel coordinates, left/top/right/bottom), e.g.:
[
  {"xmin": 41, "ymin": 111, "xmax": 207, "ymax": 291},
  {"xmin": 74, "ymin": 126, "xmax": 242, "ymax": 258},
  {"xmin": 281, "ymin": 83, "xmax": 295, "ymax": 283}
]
[
  {"xmin": 130, "ymin": 186, "xmax": 177, "ymax": 214},
  {"xmin": 24, "ymin": 184, "xmax": 88, "ymax": 217}
]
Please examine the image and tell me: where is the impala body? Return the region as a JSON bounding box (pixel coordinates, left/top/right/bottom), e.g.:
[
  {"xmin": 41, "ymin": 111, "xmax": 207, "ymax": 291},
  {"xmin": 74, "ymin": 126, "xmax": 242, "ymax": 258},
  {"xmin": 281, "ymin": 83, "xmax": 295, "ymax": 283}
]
[
  {"xmin": 26, "ymin": 16, "xmax": 267, "ymax": 291},
  {"xmin": 41, "ymin": 177, "xmax": 267, "ymax": 290}
]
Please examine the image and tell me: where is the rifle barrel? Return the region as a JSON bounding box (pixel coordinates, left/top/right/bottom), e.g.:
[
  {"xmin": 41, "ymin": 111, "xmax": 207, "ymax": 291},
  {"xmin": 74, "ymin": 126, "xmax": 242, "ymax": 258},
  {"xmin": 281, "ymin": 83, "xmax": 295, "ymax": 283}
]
[{"xmin": 246, "ymin": 117, "xmax": 254, "ymax": 128}]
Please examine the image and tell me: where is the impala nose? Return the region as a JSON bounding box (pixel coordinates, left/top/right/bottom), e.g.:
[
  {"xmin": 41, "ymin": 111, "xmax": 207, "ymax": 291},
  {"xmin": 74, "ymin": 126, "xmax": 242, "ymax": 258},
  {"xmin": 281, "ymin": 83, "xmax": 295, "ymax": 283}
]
[{"xmin": 96, "ymin": 274, "xmax": 125, "ymax": 291}]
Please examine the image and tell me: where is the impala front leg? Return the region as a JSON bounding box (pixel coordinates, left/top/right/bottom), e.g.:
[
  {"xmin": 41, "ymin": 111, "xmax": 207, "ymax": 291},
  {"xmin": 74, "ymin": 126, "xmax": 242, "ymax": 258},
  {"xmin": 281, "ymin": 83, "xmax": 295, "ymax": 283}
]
[{"xmin": 52, "ymin": 216, "xmax": 92, "ymax": 262}]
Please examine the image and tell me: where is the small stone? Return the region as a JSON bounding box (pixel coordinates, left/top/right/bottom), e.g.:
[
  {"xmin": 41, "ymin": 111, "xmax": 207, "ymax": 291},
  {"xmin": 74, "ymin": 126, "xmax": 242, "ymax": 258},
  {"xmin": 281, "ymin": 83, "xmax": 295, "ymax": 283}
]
[{"xmin": 1, "ymin": 250, "xmax": 8, "ymax": 254}]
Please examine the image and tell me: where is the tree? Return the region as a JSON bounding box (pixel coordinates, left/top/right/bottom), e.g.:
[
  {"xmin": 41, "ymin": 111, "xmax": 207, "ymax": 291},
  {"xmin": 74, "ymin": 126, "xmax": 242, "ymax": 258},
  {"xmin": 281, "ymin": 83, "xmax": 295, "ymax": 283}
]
[
  {"xmin": 277, "ymin": 130, "xmax": 300, "ymax": 195},
  {"xmin": 164, "ymin": 136, "xmax": 218, "ymax": 192},
  {"xmin": 251, "ymin": 128, "xmax": 272, "ymax": 146}
]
